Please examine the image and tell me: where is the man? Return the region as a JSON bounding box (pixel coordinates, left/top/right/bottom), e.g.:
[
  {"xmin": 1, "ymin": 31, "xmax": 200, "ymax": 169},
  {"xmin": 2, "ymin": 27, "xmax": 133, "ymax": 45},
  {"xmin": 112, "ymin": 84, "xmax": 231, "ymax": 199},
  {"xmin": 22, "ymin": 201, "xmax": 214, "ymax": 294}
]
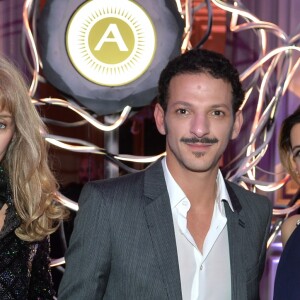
[{"xmin": 58, "ymin": 49, "xmax": 272, "ymax": 300}]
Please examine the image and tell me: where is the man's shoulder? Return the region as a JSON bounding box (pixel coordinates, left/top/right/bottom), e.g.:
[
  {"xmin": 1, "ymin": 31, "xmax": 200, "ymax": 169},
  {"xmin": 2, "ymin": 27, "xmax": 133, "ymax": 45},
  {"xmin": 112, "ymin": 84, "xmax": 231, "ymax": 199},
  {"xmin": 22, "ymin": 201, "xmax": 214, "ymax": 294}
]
[
  {"xmin": 86, "ymin": 170, "xmax": 143, "ymax": 188},
  {"xmin": 226, "ymin": 181, "xmax": 272, "ymax": 224},
  {"xmin": 84, "ymin": 162, "xmax": 163, "ymax": 189},
  {"xmin": 226, "ymin": 180, "xmax": 271, "ymax": 205},
  {"xmin": 84, "ymin": 159, "xmax": 163, "ymax": 189}
]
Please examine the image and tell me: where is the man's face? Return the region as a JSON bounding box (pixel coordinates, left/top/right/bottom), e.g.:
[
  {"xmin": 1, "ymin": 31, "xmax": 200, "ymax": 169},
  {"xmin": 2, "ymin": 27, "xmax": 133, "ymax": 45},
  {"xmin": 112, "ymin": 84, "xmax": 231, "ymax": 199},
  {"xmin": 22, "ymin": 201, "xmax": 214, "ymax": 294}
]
[{"xmin": 154, "ymin": 73, "xmax": 243, "ymax": 175}]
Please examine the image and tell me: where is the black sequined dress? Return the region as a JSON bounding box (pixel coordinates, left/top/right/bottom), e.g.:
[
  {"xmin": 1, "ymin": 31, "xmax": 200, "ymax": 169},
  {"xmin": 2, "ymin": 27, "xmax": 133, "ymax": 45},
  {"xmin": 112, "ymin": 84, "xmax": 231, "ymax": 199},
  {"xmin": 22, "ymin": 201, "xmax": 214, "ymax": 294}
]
[{"xmin": 0, "ymin": 166, "xmax": 55, "ymax": 299}]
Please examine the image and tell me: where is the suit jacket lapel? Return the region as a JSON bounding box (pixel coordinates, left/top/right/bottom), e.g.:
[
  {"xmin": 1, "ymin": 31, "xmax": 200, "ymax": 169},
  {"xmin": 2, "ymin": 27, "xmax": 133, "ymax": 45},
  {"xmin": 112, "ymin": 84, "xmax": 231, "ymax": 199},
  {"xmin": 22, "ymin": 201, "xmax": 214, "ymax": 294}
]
[
  {"xmin": 225, "ymin": 182, "xmax": 247, "ymax": 300},
  {"xmin": 141, "ymin": 164, "xmax": 248, "ymax": 300},
  {"xmin": 143, "ymin": 160, "xmax": 182, "ymax": 300}
]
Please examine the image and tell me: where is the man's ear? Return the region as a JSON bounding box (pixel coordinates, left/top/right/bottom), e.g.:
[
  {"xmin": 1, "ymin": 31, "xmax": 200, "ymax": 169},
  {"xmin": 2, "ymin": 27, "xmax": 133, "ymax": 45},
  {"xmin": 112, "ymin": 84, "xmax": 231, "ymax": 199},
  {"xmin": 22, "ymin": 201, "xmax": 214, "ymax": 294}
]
[
  {"xmin": 231, "ymin": 110, "xmax": 243, "ymax": 140},
  {"xmin": 154, "ymin": 103, "xmax": 166, "ymax": 135}
]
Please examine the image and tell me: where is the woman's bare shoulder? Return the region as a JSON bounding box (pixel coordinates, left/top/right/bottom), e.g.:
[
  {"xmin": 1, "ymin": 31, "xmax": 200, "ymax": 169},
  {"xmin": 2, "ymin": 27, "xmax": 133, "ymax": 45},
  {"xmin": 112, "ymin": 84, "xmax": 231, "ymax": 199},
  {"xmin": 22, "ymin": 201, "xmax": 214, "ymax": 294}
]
[{"xmin": 281, "ymin": 214, "xmax": 300, "ymax": 247}]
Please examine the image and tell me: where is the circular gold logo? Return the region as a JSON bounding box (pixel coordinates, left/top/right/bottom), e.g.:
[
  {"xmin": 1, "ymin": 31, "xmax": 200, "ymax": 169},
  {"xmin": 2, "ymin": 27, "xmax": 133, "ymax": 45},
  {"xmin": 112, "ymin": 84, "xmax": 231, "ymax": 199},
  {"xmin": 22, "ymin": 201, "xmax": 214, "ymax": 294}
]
[{"xmin": 66, "ymin": 0, "xmax": 156, "ymax": 86}]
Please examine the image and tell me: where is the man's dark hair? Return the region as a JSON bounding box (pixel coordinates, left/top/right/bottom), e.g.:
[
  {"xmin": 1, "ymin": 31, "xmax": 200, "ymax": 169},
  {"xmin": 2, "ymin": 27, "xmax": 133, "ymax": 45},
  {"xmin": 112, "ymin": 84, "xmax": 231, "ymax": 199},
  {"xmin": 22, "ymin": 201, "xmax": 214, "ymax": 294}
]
[{"xmin": 157, "ymin": 49, "xmax": 245, "ymax": 113}]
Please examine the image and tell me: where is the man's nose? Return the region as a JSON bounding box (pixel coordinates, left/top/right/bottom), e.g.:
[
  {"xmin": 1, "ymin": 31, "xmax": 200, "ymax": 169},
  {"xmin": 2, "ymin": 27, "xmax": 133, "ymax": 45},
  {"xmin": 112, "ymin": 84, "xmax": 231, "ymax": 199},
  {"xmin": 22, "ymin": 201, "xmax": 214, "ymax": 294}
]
[{"xmin": 190, "ymin": 114, "xmax": 209, "ymax": 137}]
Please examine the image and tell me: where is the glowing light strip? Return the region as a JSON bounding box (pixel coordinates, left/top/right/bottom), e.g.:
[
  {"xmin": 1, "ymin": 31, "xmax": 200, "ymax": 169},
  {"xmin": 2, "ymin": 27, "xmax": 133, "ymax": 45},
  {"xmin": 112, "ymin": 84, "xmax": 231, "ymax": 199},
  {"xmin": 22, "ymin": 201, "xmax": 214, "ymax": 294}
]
[
  {"xmin": 55, "ymin": 191, "xmax": 79, "ymax": 211},
  {"xmin": 267, "ymin": 219, "xmax": 283, "ymax": 249},
  {"xmin": 229, "ymin": 98, "xmax": 276, "ymax": 181},
  {"xmin": 211, "ymin": 0, "xmax": 261, "ymax": 22},
  {"xmin": 245, "ymin": 54, "xmax": 284, "ymax": 164},
  {"xmin": 211, "ymin": 0, "xmax": 267, "ymax": 55},
  {"xmin": 283, "ymin": 58, "xmax": 300, "ymax": 93},
  {"xmin": 290, "ymin": 33, "xmax": 300, "ymax": 44},
  {"xmin": 115, "ymin": 152, "xmax": 166, "ymax": 163},
  {"xmin": 45, "ymin": 134, "xmax": 165, "ymax": 164},
  {"xmin": 174, "ymin": 0, "xmax": 183, "ymax": 16},
  {"xmin": 23, "ymin": 0, "xmax": 39, "ymax": 96},
  {"xmin": 241, "ymin": 174, "xmax": 289, "ymax": 192},
  {"xmin": 39, "ymin": 98, "xmax": 131, "ymax": 131},
  {"xmin": 45, "ymin": 135, "xmax": 105, "ymax": 154},
  {"xmin": 229, "ymin": 2, "xmax": 238, "ymax": 29},
  {"xmin": 243, "ymin": 53, "xmax": 292, "ymax": 189},
  {"xmin": 181, "ymin": 0, "xmax": 193, "ymax": 51},
  {"xmin": 231, "ymin": 21, "xmax": 288, "ymax": 42},
  {"xmin": 273, "ymin": 201, "xmax": 300, "ymax": 216},
  {"xmin": 50, "ymin": 257, "xmax": 65, "ymax": 267},
  {"xmin": 240, "ymin": 45, "xmax": 300, "ymax": 81},
  {"xmin": 46, "ymin": 138, "xmax": 100, "ymax": 153}
]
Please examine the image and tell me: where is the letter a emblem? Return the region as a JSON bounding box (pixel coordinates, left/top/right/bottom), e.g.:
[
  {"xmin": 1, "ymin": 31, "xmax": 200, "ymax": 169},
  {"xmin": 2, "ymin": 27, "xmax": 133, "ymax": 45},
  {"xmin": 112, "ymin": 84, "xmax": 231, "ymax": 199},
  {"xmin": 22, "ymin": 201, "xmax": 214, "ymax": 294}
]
[{"xmin": 94, "ymin": 24, "xmax": 128, "ymax": 51}]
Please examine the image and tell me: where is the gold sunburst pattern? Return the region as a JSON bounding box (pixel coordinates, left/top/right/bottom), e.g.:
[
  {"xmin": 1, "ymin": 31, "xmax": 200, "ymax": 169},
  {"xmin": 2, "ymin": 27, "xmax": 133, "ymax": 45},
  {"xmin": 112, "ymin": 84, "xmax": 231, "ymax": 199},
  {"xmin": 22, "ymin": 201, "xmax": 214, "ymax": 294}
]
[{"xmin": 66, "ymin": 0, "xmax": 157, "ymax": 86}]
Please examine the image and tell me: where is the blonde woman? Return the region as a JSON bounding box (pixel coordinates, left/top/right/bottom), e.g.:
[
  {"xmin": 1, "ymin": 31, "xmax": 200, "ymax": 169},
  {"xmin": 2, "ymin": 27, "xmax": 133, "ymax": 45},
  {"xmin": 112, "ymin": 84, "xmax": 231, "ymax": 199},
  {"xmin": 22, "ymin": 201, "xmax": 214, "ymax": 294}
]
[
  {"xmin": 0, "ymin": 56, "xmax": 67, "ymax": 299},
  {"xmin": 274, "ymin": 105, "xmax": 300, "ymax": 299}
]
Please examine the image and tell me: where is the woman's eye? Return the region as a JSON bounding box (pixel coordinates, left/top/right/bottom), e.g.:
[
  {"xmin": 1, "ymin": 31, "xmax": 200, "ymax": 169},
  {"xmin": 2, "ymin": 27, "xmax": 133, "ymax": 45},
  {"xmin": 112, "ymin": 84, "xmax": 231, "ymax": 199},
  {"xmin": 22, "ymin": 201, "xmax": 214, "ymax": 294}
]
[
  {"xmin": 294, "ymin": 150, "xmax": 300, "ymax": 158},
  {"xmin": 0, "ymin": 123, "xmax": 6, "ymax": 129}
]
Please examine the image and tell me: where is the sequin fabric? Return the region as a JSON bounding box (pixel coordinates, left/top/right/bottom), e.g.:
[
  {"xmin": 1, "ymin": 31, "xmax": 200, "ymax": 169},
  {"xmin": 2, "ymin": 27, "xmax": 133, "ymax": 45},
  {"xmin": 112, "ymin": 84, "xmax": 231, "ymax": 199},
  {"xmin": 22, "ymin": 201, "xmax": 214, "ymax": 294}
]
[{"xmin": 0, "ymin": 166, "xmax": 55, "ymax": 299}]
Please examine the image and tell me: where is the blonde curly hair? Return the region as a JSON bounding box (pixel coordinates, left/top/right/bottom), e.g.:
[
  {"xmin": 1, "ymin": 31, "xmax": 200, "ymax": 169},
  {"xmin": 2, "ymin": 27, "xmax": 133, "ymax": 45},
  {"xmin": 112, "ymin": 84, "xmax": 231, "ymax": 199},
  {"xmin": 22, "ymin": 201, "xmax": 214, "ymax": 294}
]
[{"xmin": 0, "ymin": 56, "xmax": 67, "ymax": 242}]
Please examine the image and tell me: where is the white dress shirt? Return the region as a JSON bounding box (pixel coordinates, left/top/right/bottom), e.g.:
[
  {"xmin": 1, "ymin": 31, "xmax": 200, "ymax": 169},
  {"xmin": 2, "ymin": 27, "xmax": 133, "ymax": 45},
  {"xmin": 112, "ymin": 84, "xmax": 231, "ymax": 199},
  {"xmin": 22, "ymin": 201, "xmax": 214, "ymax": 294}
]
[{"xmin": 162, "ymin": 158, "xmax": 233, "ymax": 300}]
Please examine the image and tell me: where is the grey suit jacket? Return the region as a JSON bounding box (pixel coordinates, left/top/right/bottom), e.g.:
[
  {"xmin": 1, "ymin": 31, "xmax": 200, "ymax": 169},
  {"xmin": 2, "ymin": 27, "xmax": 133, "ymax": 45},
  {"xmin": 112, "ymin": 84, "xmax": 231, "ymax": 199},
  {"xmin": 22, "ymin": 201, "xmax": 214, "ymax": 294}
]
[{"xmin": 58, "ymin": 159, "xmax": 272, "ymax": 300}]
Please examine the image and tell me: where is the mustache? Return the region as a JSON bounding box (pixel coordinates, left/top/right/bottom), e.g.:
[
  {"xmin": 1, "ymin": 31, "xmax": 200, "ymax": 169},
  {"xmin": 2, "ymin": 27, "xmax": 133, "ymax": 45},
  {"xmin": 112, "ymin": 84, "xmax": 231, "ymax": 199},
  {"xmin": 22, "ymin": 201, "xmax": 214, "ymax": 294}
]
[{"xmin": 180, "ymin": 137, "xmax": 219, "ymax": 144}]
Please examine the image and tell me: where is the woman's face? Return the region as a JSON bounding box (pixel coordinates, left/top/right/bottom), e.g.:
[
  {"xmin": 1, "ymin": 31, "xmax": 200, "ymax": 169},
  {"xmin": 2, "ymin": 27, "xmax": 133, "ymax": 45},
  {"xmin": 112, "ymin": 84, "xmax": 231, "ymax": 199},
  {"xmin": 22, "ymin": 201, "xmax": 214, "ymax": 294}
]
[
  {"xmin": 0, "ymin": 107, "xmax": 15, "ymax": 162},
  {"xmin": 291, "ymin": 123, "xmax": 300, "ymax": 174}
]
